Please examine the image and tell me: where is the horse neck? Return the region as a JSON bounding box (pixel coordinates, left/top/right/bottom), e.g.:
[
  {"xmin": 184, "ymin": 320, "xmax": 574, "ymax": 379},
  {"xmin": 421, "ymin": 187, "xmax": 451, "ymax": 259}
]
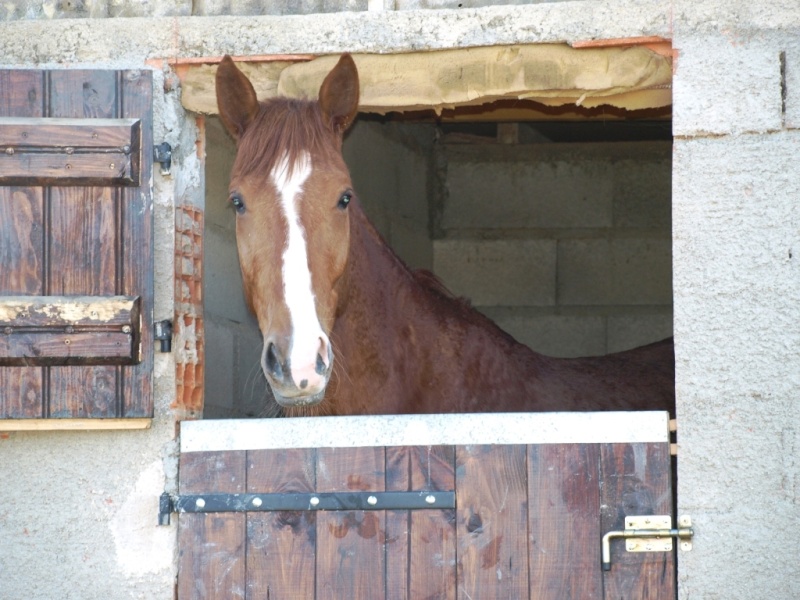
[{"xmin": 327, "ymin": 205, "xmax": 553, "ymax": 414}]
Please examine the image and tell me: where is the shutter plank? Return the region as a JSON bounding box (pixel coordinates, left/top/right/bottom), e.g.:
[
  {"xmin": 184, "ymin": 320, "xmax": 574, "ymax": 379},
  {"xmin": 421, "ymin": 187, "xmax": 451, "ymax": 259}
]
[
  {"xmin": 246, "ymin": 448, "xmax": 316, "ymax": 599},
  {"xmin": 178, "ymin": 451, "xmax": 247, "ymax": 600},
  {"xmin": 600, "ymin": 442, "xmax": 675, "ymax": 599},
  {"xmin": 0, "ymin": 117, "xmax": 141, "ymax": 186},
  {"xmin": 118, "ymin": 69, "xmax": 153, "ymax": 417},
  {"xmin": 316, "ymin": 446, "xmax": 386, "ymax": 599},
  {"xmin": 528, "ymin": 444, "xmax": 603, "ymax": 599},
  {"xmin": 46, "ymin": 70, "xmax": 121, "ymax": 418},
  {"xmin": 386, "ymin": 445, "xmax": 456, "ymax": 600},
  {"xmin": 0, "ymin": 295, "xmax": 140, "ymax": 366},
  {"xmin": 0, "ymin": 73, "xmax": 45, "ymax": 417},
  {"xmin": 456, "ymin": 445, "xmax": 529, "ymax": 598}
]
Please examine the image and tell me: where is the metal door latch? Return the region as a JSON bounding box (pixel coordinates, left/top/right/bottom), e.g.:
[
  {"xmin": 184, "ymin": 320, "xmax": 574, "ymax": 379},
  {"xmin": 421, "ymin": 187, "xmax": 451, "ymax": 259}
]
[{"xmin": 602, "ymin": 515, "xmax": 693, "ymax": 571}]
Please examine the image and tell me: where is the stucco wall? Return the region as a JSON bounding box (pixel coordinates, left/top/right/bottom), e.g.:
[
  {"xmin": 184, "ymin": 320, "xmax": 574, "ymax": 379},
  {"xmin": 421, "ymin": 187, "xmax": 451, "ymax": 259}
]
[
  {"xmin": 0, "ymin": 2, "xmax": 798, "ymax": 599},
  {"xmin": 671, "ymin": 3, "xmax": 800, "ymax": 597}
]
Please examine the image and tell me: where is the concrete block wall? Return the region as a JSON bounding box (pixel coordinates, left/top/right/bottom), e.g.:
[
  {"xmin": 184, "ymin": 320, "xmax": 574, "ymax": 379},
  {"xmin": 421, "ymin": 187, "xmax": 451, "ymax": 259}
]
[
  {"xmin": 671, "ymin": 7, "xmax": 800, "ymax": 598},
  {"xmin": 203, "ymin": 117, "xmax": 265, "ymax": 418},
  {"xmin": 433, "ymin": 141, "xmax": 673, "ymax": 356}
]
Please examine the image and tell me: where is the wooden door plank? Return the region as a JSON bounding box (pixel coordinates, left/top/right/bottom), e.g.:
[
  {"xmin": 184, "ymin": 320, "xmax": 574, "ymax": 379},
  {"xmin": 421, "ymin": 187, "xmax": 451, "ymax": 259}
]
[
  {"xmin": 600, "ymin": 442, "xmax": 675, "ymax": 599},
  {"xmin": 118, "ymin": 69, "xmax": 153, "ymax": 417},
  {"xmin": 0, "ymin": 73, "xmax": 45, "ymax": 417},
  {"xmin": 456, "ymin": 444, "xmax": 529, "ymax": 599},
  {"xmin": 315, "ymin": 446, "xmax": 386, "ymax": 599},
  {"xmin": 528, "ymin": 444, "xmax": 603, "ymax": 600},
  {"xmin": 246, "ymin": 448, "xmax": 316, "ymax": 600},
  {"xmin": 46, "ymin": 71, "xmax": 120, "ymax": 418},
  {"xmin": 0, "ymin": 186, "xmax": 44, "ymax": 416},
  {"xmin": 178, "ymin": 450, "xmax": 247, "ymax": 600},
  {"xmin": 385, "ymin": 445, "xmax": 456, "ymax": 600}
]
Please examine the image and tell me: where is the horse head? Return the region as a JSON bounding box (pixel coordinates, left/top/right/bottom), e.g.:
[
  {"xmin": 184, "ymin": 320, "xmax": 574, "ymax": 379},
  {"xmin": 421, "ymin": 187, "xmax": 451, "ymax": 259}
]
[{"xmin": 215, "ymin": 55, "xmax": 359, "ymax": 408}]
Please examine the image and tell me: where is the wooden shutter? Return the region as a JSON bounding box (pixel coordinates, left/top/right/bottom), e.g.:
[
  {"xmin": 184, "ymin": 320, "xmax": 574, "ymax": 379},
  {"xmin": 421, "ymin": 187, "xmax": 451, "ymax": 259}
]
[{"xmin": 0, "ymin": 69, "xmax": 154, "ymax": 427}]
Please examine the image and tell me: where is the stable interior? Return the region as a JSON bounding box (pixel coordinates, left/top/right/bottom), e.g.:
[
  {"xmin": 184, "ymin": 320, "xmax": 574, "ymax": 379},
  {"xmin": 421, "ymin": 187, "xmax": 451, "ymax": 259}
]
[{"xmin": 200, "ymin": 48, "xmax": 673, "ymax": 418}]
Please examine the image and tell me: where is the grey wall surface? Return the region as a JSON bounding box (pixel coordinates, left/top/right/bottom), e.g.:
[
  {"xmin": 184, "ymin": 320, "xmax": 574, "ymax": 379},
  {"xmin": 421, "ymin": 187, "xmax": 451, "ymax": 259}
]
[{"xmin": 1, "ymin": 2, "xmax": 799, "ymax": 599}]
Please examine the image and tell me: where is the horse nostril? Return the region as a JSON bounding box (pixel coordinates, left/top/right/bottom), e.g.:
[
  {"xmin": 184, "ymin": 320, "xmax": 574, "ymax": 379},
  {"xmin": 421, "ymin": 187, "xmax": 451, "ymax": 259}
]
[
  {"xmin": 266, "ymin": 343, "xmax": 283, "ymax": 379},
  {"xmin": 315, "ymin": 353, "xmax": 326, "ymax": 376}
]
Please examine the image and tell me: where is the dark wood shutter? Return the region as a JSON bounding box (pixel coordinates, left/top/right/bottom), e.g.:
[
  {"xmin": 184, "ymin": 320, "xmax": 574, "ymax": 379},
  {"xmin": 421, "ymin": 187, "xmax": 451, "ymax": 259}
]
[{"xmin": 0, "ymin": 69, "xmax": 153, "ymax": 426}]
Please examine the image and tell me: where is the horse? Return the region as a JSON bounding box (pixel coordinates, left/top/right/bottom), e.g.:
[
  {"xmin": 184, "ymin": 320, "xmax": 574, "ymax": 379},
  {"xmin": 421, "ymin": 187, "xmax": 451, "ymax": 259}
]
[{"xmin": 214, "ymin": 54, "xmax": 675, "ymax": 418}]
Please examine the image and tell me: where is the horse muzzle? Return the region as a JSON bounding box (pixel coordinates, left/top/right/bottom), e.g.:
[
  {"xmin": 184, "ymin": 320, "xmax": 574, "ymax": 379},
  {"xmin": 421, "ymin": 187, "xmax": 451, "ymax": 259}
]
[{"xmin": 262, "ymin": 338, "xmax": 332, "ymax": 407}]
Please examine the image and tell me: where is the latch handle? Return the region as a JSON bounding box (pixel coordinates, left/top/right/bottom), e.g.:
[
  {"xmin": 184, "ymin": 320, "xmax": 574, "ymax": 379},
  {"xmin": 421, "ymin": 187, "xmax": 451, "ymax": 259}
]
[{"xmin": 602, "ymin": 515, "xmax": 693, "ymax": 571}]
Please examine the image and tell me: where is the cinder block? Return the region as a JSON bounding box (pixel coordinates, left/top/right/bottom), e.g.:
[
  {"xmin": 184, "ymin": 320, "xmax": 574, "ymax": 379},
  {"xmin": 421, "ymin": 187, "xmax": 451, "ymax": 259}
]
[
  {"xmin": 193, "ymin": 0, "xmax": 365, "ymax": 15},
  {"xmin": 391, "ymin": 216, "xmax": 432, "ymax": 271},
  {"xmin": 442, "ymin": 144, "xmax": 613, "ymax": 230},
  {"xmin": 107, "ymin": 0, "xmax": 190, "ymax": 16},
  {"xmin": 433, "ymin": 239, "xmax": 556, "ymax": 306},
  {"xmin": 485, "ymin": 311, "xmax": 607, "ymax": 357},
  {"xmin": 673, "ymin": 33, "xmax": 784, "ymax": 136},
  {"xmin": 784, "ymin": 39, "xmax": 800, "ymax": 129},
  {"xmin": 204, "ymin": 226, "xmax": 253, "ymax": 325},
  {"xmin": 236, "ymin": 327, "xmax": 270, "ymax": 417},
  {"xmin": 607, "ymin": 311, "xmax": 673, "ymax": 353},
  {"xmin": 558, "ymin": 238, "xmax": 673, "ymax": 306},
  {"xmin": 203, "ymin": 318, "xmax": 236, "ymax": 415},
  {"xmin": 612, "ymin": 144, "xmax": 672, "ymax": 229}
]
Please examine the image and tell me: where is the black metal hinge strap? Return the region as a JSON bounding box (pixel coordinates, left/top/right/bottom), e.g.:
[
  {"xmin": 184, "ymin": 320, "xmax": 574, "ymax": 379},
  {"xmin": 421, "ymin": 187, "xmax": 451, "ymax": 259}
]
[{"xmin": 159, "ymin": 490, "xmax": 454, "ymax": 525}]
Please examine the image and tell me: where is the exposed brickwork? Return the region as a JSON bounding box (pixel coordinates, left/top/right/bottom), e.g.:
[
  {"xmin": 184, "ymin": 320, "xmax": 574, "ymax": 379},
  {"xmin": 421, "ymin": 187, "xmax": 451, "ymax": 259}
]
[{"xmin": 173, "ymin": 204, "xmax": 204, "ymax": 417}]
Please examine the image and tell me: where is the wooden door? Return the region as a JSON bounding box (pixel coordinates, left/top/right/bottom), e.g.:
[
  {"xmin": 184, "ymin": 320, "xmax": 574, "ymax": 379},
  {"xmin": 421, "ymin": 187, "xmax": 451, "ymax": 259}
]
[
  {"xmin": 0, "ymin": 69, "xmax": 153, "ymax": 423},
  {"xmin": 175, "ymin": 413, "xmax": 675, "ymax": 599}
]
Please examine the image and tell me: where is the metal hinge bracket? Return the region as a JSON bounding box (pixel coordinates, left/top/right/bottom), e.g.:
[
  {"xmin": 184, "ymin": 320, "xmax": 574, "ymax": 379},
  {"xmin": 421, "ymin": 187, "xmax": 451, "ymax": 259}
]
[
  {"xmin": 602, "ymin": 515, "xmax": 693, "ymax": 571},
  {"xmin": 158, "ymin": 490, "xmax": 455, "ymax": 526}
]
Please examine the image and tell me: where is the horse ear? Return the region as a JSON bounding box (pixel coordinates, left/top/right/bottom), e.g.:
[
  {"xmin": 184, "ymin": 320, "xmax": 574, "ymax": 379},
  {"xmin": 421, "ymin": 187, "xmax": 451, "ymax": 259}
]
[
  {"xmin": 215, "ymin": 55, "xmax": 260, "ymax": 140},
  {"xmin": 318, "ymin": 54, "xmax": 360, "ymax": 134}
]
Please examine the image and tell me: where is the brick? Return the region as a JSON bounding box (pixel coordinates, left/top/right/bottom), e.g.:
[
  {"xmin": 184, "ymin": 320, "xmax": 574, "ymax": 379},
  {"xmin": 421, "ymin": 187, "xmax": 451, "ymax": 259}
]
[
  {"xmin": 433, "ymin": 239, "xmax": 556, "ymax": 306},
  {"xmin": 673, "ymin": 33, "xmax": 784, "ymax": 136},
  {"xmin": 557, "ymin": 238, "xmax": 673, "ymax": 306},
  {"xmin": 612, "ymin": 146, "xmax": 672, "ymax": 229}
]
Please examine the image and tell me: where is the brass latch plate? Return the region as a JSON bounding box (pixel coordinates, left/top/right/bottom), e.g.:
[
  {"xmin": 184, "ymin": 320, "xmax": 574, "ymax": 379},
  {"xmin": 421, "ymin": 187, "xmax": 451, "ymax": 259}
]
[{"xmin": 602, "ymin": 515, "xmax": 693, "ymax": 571}]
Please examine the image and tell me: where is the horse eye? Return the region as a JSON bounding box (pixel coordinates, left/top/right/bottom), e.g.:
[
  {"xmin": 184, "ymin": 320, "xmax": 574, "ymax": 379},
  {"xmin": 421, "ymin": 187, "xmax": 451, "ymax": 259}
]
[
  {"xmin": 230, "ymin": 193, "xmax": 246, "ymax": 214},
  {"xmin": 337, "ymin": 192, "xmax": 352, "ymax": 210}
]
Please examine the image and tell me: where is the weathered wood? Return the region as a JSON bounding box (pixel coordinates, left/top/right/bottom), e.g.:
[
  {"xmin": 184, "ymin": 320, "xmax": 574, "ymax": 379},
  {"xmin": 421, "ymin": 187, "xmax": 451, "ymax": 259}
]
[
  {"xmin": 178, "ymin": 451, "xmax": 247, "ymax": 600},
  {"xmin": 0, "ymin": 185, "xmax": 44, "ymax": 415},
  {"xmin": 0, "ymin": 67, "xmax": 153, "ymax": 418},
  {"xmin": 0, "ymin": 295, "xmax": 138, "ymax": 326},
  {"xmin": 0, "ymin": 150, "xmax": 136, "ymax": 186},
  {"xmin": 385, "ymin": 445, "xmax": 456, "ymax": 600},
  {"xmin": 0, "ymin": 417, "xmax": 151, "ymax": 431},
  {"xmin": 528, "ymin": 444, "xmax": 603, "ymax": 599},
  {"xmin": 316, "ymin": 446, "xmax": 386, "ymax": 599},
  {"xmin": 246, "ymin": 448, "xmax": 317, "ymax": 599},
  {"xmin": 600, "ymin": 442, "xmax": 675, "ymax": 599},
  {"xmin": 0, "ymin": 295, "xmax": 140, "ymax": 366},
  {"xmin": 117, "ymin": 69, "xmax": 153, "ymax": 417},
  {"xmin": 456, "ymin": 445, "xmax": 529, "ymax": 598}
]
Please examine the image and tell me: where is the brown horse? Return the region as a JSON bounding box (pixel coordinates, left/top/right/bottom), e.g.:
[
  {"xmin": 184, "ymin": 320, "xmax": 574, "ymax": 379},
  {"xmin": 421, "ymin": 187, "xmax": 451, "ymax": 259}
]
[{"xmin": 215, "ymin": 54, "xmax": 675, "ymax": 417}]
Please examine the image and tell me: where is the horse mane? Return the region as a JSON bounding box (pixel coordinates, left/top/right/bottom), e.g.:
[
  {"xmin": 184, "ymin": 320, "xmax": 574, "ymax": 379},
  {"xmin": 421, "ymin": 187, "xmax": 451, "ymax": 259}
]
[
  {"xmin": 234, "ymin": 97, "xmax": 340, "ymax": 179},
  {"xmin": 413, "ymin": 269, "xmax": 470, "ymax": 307}
]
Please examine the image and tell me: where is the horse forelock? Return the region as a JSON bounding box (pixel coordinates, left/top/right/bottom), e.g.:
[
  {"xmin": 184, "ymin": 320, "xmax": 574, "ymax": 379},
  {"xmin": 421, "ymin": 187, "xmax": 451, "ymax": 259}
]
[{"xmin": 233, "ymin": 97, "xmax": 340, "ymax": 182}]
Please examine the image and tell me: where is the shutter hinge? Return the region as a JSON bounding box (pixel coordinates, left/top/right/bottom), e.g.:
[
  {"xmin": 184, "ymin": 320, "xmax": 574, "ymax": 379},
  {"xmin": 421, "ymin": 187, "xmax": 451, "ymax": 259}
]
[
  {"xmin": 153, "ymin": 142, "xmax": 172, "ymax": 176},
  {"xmin": 154, "ymin": 319, "xmax": 173, "ymax": 353},
  {"xmin": 158, "ymin": 490, "xmax": 455, "ymax": 526},
  {"xmin": 602, "ymin": 515, "xmax": 693, "ymax": 571}
]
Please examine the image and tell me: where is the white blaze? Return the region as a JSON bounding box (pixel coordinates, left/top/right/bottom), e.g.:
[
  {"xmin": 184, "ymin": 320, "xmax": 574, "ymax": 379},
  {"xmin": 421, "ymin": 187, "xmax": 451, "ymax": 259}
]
[{"xmin": 271, "ymin": 152, "xmax": 328, "ymax": 390}]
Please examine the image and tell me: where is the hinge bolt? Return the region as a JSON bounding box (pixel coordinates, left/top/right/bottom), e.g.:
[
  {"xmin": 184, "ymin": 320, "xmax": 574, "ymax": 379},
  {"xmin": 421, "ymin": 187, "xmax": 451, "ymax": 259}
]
[
  {"xmin": 310, "ymin": 496, "xmax": 320, "ymax": 507},
  {"xmin": 425, "ymin": 495, "xmax": 436, "ymax": 504},
  {"xmin": 367, "ymin": 496, "xmax": 378, "ymax": 506},
  {"xmin": 252, "ymin": 497, "xmax": 262, "ymax": 508},
  {"xmin": 195, "ymin": 498, "xmax": 206, "ymax": 509}
]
